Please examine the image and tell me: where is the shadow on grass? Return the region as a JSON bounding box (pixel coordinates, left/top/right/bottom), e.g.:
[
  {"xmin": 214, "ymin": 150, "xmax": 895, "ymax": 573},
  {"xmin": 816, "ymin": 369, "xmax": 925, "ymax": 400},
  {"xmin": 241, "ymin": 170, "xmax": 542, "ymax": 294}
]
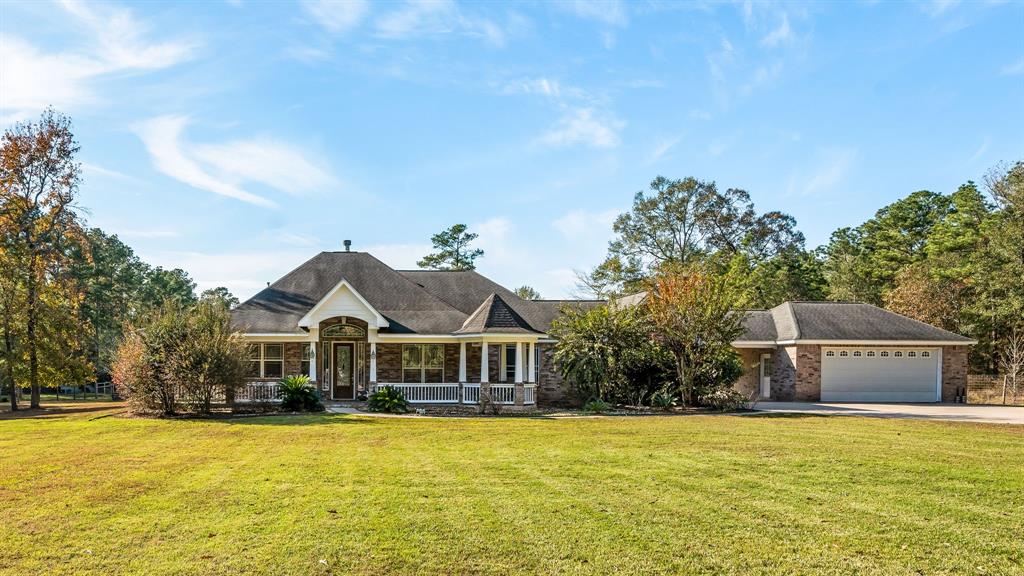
[
  {"xmin": 209, "ymin": 412, "xmax": 379, "ymax": 427},
  {"xmin": 742, "ymin": 412, "xmax": 833, "ymax": 419},
  {"xmin": 0, "ymin": 403, "xmax": 122, "ymax": 421}
]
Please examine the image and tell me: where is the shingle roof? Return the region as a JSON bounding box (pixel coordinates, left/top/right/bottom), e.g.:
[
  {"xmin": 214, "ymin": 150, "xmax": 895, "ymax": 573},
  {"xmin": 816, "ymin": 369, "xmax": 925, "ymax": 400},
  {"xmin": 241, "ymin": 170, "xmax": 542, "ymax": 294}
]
[
  {"xmin": 455, "ymin": 293, "xmax": 540, "ymax": 334},
  {"xmin": 734, "ymin": 301, "xmax": 973, "ymax": 343},
  {"xmin": 231, "ymin": 252, "xmax": 603, "ymax": 335},
  {"xmin": 737, "ymin": 310, "xmax": 778, "ymax": 342}
]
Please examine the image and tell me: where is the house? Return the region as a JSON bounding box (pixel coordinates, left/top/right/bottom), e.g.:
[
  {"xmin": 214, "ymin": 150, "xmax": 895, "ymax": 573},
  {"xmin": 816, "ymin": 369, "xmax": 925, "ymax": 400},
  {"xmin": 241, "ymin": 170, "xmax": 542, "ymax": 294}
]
[
  {"xmin": 231, "ymin": 248, "xmax": 974, "ymax": 407},
  {"xmin": 230, "ymin": 248, "xmax": 600, "ymax": 408},
  {"xmin": 732, "ymin": 302, "xmax": 974, "ymax": 403}
]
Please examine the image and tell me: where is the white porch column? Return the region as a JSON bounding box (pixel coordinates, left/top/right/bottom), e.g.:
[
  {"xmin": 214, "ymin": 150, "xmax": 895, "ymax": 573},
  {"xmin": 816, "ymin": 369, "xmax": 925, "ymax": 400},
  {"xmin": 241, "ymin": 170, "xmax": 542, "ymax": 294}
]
[
  {"xmin": 369, "ymin": 341, "xmax": 377, "ymax": 383},
  {"xmin": 514, "ymin": 341, "xmax": 524, "ymax": 383},
  {"xmin": 309, "ymin": 341, "xmax": 318, "ymax": 381},
  {"xmin": 527, "ymin": 342, "xmax": 536, "ymax": 383},
  {"xmin": 458, "ymin": 342, "xmax": 467, "ymax": 382},
  {"xmin": 481, "ymin": 342, "xmax": 489, "ymax": 383}
]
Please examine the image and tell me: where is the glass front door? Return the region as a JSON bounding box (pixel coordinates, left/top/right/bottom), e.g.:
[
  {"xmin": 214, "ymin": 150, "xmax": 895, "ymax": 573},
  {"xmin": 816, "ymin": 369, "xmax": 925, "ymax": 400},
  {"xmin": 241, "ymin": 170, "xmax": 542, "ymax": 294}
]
[{"xmin": 333, "ymin": 343, "xmax": 354, "ymax": 400}]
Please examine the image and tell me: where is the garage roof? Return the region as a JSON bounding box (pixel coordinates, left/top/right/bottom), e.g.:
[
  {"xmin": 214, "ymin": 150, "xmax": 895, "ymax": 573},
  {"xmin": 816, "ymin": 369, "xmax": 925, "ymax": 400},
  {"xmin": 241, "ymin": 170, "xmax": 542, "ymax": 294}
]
[{"xmin": 736, "ymin": 301, "xmax": 974, "ymax": 345}]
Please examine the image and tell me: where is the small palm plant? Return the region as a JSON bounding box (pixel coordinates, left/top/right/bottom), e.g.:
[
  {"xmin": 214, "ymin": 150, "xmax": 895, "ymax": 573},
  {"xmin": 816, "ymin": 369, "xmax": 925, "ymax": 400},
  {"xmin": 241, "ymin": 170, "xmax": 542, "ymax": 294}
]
[
  {"xmin": 367, "ymin": 385, "xmax": 410, "ymax": 414},
  {"xmin": 279, "ymin": 375, "xmax": 324, "ymax": 412}
]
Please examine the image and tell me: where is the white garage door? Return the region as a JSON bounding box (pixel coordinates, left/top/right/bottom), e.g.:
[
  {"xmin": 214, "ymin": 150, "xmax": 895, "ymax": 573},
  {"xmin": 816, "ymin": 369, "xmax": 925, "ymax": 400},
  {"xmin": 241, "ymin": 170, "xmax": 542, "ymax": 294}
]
[{"xmin": 821, "ymin": 348, "xmax": 940, "ymax": 402}]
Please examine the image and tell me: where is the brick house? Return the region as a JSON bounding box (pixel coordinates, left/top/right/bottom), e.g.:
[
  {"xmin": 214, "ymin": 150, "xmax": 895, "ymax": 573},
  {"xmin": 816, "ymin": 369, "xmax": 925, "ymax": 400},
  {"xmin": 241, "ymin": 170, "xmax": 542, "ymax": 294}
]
[
  {"xmin": 230, "ymin": 249, "xmax": 600, "ymax": 408},
  {"xmin": 231, "ymin": 249, "xmax": 973, "ymax": 407}
]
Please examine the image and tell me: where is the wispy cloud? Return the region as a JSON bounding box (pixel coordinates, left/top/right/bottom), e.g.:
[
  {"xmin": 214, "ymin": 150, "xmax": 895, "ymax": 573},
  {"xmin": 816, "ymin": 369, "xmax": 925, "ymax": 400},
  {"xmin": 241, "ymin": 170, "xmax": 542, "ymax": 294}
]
[
  {"xmin": 552, "ymin": 209, "xmax": 619, "ymax": 240},
  {"xmin": 502, "ymin": 77, "xmax": 569, "ymax": 98},
  {"xmin": 921, "ymin": 0, "xmax": 961, "ymax": 17},
  {"xmin": 302, "ymin": 0, "xmax": 370, "ymax": 34},
  {"xmin": 81, "ymin": 162, "xmax": 132, "ymax": 181},
  {"xmin": 1000, "ymin": 57, "xmax": 1024, "ymax": 76},
  {"xmin": 374, "ymin": 0, "xmax": 506, "ymax": 47},
  {"xmin": 132, "ymin": 116, "xmax": 336, "ymax": 207},
  {"xmin": 787, "ymin": 148, "xmax": 858, "ymax": 197},
  {"xmin": 538, "ymin": 108, "xmax": 624, "ymax": 149},
  {"xmin": 761, "ymin": 13, "xmax": 792, "ymax": 47},
  {"xmin": 0, "ymin": 1, "xmax": 196, "ymax": 120},
  {"xmin": 647, "ymin": 137, "xmax": 681, "ymax": 164},
  {"xmin": 968, "ymin": 137, "xmax": 990, "ymax": 163},
  {"xmin": 560, "ymin": 0, "xmax": 628, "ymax": 27}
]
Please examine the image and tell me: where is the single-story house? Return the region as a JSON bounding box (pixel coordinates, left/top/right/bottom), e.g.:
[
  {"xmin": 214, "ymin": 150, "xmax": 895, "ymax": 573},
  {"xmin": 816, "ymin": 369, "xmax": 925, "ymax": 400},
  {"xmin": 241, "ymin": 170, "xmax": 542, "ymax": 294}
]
[{"xmin": 231, "ymin": 248, "xmax": 973, "ymax": 406}]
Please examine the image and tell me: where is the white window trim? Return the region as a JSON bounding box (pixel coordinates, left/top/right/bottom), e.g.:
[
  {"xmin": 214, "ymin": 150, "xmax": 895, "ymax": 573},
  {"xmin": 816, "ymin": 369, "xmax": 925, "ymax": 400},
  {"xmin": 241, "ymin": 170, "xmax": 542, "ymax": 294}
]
[{"xmin": 249, "ymin": 343, "xmax": 285, "ymax": 379}]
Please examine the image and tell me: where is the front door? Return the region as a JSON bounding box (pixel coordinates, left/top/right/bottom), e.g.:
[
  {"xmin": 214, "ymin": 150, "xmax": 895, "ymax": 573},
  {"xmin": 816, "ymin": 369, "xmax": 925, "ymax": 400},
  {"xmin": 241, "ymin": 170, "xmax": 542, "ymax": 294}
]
[
  {"xmin": 333, "ymin": 343, "xmax": 355, "ymax": 400},
  {"xmin": 760, "ymin": 354, "xmax": 772, "ymax": 398}
]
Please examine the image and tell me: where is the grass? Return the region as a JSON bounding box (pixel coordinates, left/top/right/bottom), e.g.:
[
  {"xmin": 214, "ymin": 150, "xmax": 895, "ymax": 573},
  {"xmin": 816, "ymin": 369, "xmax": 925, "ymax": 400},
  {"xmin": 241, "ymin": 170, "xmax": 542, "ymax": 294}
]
[{"xmin": 1, "ymin": 403, "xmax": 1022, "ymax": 575}]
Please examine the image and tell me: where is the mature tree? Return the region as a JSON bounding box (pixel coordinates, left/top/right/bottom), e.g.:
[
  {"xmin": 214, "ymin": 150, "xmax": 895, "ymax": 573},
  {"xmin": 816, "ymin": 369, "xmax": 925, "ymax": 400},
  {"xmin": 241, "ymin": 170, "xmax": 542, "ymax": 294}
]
[
  {"xmin": 0, "ymin": 109, "xmax": 86, "ymax": 408},
  {"xmin": 200, "ymin": 286, "xmax": 239, "ymax": 310},
  {"xmin": 998, "ymin": 327, "xmax": 1024, "ymax": 404},
  {"xmin": 514, "ymin": 285, "xmax": 541, "ymax": 300},
  {"xmin": 70, "ymin": 229, "xmax": 148, "ymax": 380},
  {"xmin": 646, "ymin": 268, "xmax": 745, "ymax": 406},
  {"xmin": 0, "ymin": 241, "xmax": 24, "ymax": 410},
  {"xmin": 140, "ymin": 267, "xmax": 196, "ymax": 310},
  {"xmin": 884, "ymin": 263, "xmax": 966, "ymax": 333},
  {"xmin": 550, "ymin": 303, "xmax": 672, "ymax": 405},
  {"xmin": 417, "ymin": 224, "xmax": 483, "ymax": 271},
  {"xmin": 581, "ymin": 176, "xmax": 805, "ymax": 297}
]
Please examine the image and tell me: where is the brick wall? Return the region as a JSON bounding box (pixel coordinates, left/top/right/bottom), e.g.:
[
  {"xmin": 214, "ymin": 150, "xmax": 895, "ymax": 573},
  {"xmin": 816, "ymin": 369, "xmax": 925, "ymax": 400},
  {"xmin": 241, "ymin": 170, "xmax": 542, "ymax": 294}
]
[
  {"xmin": 444, "ymin": 344, "xmax": 459, "ymax": 382},
  {"xmin": 537, "ymin": 342, "xmax": 575, "ymax": 406},
  {"xmin": 283, "ymin": 343, "xmax": 304, "ymax": 379},
  {"xmin": 942, "ymin": 345, "xmax": 969, "ymax": 402},
  {"xmin": 734, "ymin": 348, "xmax": 773, "ymax": 398},
  {"xmin": 772, "ymin": 346, "xmax": 797, "ymax": 401},
  {"xmin": 376, "ymin": 343, "xmax": 402, "ymax": 382},
  {"xmin": 794, "ymin": 345, "xmax": 822, "ymax": 401}
]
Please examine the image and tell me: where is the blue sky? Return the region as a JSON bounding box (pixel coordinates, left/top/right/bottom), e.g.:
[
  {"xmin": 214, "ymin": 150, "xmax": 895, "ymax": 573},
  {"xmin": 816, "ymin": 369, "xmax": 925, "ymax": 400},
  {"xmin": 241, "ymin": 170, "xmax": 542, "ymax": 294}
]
[{"xmin": 2, "ymin": 0, "xmax": 1022, "ymax": 300}]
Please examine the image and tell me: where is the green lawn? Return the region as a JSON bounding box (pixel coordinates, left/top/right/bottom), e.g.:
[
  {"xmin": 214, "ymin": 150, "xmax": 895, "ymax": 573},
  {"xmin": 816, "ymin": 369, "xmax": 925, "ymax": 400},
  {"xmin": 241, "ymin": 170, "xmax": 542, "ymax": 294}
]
[{"xmin": 2, "ymin": 405, "xmax": 1022, "ymax": 575}]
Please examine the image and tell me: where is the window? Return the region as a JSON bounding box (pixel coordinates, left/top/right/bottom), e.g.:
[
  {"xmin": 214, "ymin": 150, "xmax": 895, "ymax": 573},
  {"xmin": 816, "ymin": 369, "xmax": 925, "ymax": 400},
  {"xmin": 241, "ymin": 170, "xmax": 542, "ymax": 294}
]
[
  {"xmin": 907, "ymin": 351, "xmax": 917, "ymax": 358},
  {"xmin": 853, "ymin": 351, "xmax": 862, "ymax": 357},
  {"xmin": 248, "ymin": 343, "xmax": 284, "ymax": 378},
  {"xmin": 263, "ymin": 344, "xmax": 283, "ymax": 378},
  {"xmin": 402, "ymin": 344, "xmax": 443, "ymax": 383},
  {"xmin": 893, "ymin": 351, "xmax": 903, "ymax": 358},
  {"xmin": 880, "ymin": 351, "xmax": 890, "ymax": 357},
  {"xmin": 866, "ymin": 351, "xmax": 876, "ymax": 357},
  {"xmin": 301, "ymin": 343, "xmax": 312, "ymax": 377},
  {"xmin": 825, "ymin": 350, "xmax": 835, "ymax": 357},
  {"xmin": 921, "ymin": 351, "xmax": 931, "ymax": 358},
  {"xmin": 839, "ymin": 350, "xmax": 849, "ymax": 357}
]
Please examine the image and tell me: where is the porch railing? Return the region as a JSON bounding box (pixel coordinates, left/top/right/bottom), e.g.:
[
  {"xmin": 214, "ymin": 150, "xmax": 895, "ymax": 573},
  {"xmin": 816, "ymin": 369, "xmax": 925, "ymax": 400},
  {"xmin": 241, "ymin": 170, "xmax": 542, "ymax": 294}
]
[
  {"xmin": 370, "ymin": 383, "xmax": 537, "ymax": 406},
  {"xmin": 235, "ymin": 381, "xmax": 283, "ymax": 403},
  {"xmin": 373, "ymin": 383, "xmax": 460, "ymax": 404}
]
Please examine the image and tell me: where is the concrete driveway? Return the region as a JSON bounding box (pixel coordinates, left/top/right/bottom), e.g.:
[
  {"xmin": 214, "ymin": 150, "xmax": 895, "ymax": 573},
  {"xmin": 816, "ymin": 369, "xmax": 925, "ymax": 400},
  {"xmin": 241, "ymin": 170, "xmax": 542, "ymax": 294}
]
[{"xmin": 750, "ymin": 402, "xmax": 1024, "ymax": 425}]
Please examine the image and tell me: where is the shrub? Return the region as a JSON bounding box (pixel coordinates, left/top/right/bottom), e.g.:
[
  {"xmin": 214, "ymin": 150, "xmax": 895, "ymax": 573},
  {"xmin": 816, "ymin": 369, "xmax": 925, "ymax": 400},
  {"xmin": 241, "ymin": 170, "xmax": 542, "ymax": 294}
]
[
  {"xmin": 367, "ymin": 385, "xmax": 409, "ymax": 414},
  {"xmin": 582, "ymin": 398, "xmax": 611, "ymax": 414},
  {"xmin": 279, "ymin": 374, "xmax": 324, "ymax": 412},
  {"xmin": 170, "ymin": 301, "xmax": 250, "ymax": 414},
  {"xmin": 698, "ymin": 388, "xmax": 747, "ymax": 412},
  {"xmin": 112, "ymin": 302, "xmax": 249, "ymax": 415},
  {"xmin": 550, "ymin": 303, "xmax": 673, "ymax": 406},
  {"xmin": 650, "ymin": 389, "xmax": 677, "ymax": 409}
]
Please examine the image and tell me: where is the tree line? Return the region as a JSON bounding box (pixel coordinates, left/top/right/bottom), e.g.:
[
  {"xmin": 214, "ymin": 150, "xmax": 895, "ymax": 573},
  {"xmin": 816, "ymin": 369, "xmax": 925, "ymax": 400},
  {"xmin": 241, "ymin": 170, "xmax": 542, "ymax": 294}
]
[
  {"xmin": 576, "ymin": 166, "xmax": 1024, "ymax": 373},
  {"xmin": 1, "ymin": 110, "xmax": 234, "ymax": 411}
]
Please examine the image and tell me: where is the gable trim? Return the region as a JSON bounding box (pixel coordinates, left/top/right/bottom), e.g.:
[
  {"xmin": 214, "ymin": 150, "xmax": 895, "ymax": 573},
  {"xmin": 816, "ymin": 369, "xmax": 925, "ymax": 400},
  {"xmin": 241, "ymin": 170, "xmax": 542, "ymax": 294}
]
[{"xmin": 296, "ymin": 278, "xmax": 390, "ymax": 329}]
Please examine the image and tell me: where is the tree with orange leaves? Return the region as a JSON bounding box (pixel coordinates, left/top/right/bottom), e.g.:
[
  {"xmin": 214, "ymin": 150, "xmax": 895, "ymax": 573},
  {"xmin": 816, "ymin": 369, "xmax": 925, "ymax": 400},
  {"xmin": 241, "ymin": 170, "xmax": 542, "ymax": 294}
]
[{"xmin": 647, "ymin": 268, "xmax": 745, "ymax": 406}]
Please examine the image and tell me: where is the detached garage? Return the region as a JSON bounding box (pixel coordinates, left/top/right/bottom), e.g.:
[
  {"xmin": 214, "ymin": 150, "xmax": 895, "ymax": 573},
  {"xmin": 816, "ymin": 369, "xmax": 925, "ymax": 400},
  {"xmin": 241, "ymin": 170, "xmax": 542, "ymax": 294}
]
[
  {"xmin": 733, "ymin": 302, "xmax": 974, "ymax": 403},
  {"xmin": 820, "ymin": 347, "xmax": 940, "ymax": 402}
]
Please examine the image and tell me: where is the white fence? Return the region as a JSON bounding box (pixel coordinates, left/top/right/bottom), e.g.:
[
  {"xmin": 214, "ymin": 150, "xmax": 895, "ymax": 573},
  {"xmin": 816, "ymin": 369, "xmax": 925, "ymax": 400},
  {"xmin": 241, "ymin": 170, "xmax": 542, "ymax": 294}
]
[
  {"xmin": 372, "ymin": 383, "xmax": 535, "ymax": 405},
  {"xmin": 235, "ymin": 381, "xmax": 283, "ymax": 403},
  {"xmin": 462, "ymin": 383, "xmax": 480, "ymax": 404},
  {"xmin": 376, "ymin": 383, "xmax": 460, "ymax": 404}
]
